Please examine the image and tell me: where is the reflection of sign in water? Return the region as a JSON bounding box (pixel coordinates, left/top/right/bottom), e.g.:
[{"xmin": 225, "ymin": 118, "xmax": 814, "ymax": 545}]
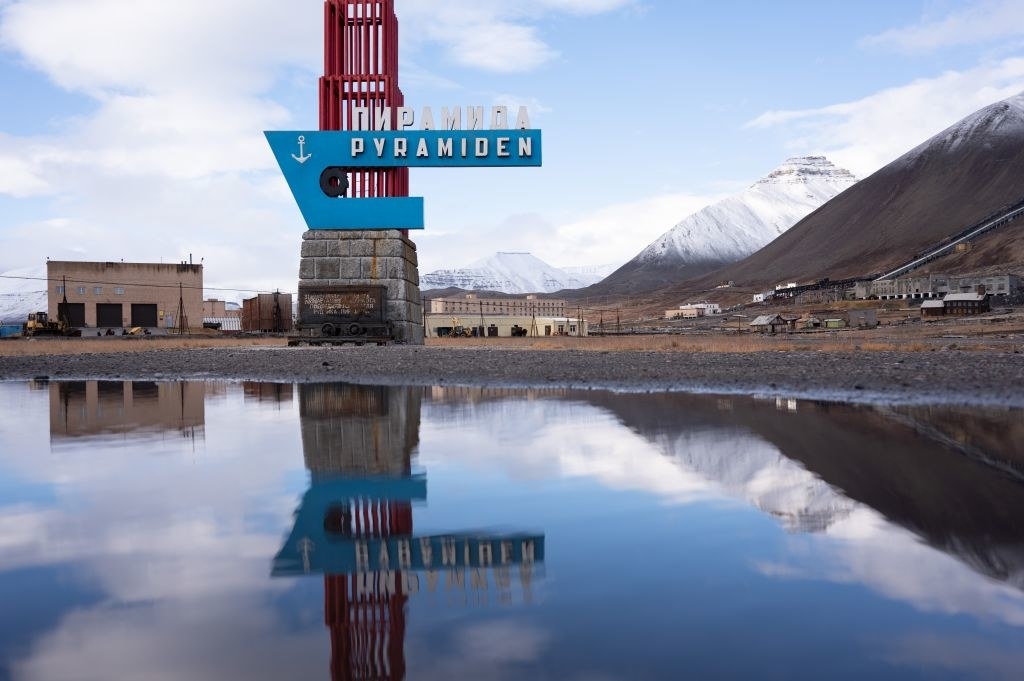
[
  {"xmin": 286, "ymin": 378, "xmax": 545, "ymax": 680},
  {"xmin": 276, "ymin": 531, "xmax": 542, "ymax": 575},
  {"xmin": 273, "ymin": 476, "xmax": 544, "ymax": 589}
]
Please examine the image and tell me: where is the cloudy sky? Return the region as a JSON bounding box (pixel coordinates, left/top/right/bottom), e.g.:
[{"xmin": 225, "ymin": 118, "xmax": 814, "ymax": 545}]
[{"xmin": 2, "ymin": 0, "xmax": 1024, "ymax": 298}]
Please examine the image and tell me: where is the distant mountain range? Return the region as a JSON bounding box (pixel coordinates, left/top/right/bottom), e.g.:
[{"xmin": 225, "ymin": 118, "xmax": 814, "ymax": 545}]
[
  {"xmin": 686, "ymin": 92, "xmax": 1024, "ymax": 292},
  {"xmin": 420, "ymin": 252, "xmax": 616, "ymax": 294},
  {"xmin": 585, "ymin": 156, "xmax": 858, "ymax": 295}
]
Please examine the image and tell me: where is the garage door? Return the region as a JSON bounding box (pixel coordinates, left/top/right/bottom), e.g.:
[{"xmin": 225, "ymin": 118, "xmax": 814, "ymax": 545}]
[
  {"xmin": 131, "ymin": 304, "xmax": 158, "ymax": 328},
  {"xmin": 58, "ymin": 303, "xmax": 85, "ymax": 327},
  {"xmin": 96, "ymin": 303, "xmax": 123, "ymax": 327}
]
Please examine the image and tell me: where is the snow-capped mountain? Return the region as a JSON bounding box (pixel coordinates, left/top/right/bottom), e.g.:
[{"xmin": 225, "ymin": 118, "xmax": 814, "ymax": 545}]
[
  {"xmin": 644, "ymin": 156, "xmax": 856, "ymax": 263},
  {"xmin": 708, "ymin": 92, "xmax": 1024, "ymax": 287},
  {"xmin": 421, "ymin": 252, "xmax": 606, "ymax": 294},
  {"xmin": 591, "ymin": 156, "xmax": 857, "ymax": 293},
  {"xmin": 0, "ymin": 265, "xmax": 48, "ymax": 325}
]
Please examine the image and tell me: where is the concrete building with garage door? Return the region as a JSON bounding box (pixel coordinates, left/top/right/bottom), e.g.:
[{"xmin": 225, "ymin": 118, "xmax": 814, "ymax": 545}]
[{"xmin": 46, "ymin": 260, "xmax": 203, "ymax": 331}]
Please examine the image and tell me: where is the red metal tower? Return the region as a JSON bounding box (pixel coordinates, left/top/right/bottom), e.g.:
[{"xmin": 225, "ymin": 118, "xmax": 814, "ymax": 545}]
[{"xmin": 320, "ymin": 0, "xmax": 409, "ymax": 199}]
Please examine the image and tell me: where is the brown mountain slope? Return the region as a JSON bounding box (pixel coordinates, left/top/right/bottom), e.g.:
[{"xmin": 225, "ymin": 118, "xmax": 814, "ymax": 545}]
[
  {"xmin": 681, "ymin": 93, "xmax": 1024, "ymax": 292},
  {"xmin": 915, "ymin": 220, "xmax": 1024, "ymax": 276}
]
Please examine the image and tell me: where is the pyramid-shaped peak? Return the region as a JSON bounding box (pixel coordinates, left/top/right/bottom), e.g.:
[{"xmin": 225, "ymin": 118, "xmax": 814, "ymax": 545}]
[{"xmin": 754, "ymin": 156, "xmax": 857, "ymax": 187}]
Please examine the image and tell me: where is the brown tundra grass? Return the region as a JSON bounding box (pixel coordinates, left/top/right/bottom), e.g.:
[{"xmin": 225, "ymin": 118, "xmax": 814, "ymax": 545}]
[{"xmin": 1, "ymin": 322, "xmax": 1019, "ymax": 357}]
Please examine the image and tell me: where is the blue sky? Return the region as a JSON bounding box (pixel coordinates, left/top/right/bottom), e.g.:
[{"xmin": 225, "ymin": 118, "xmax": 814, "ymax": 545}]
[{"xmin": 1, "ymin": 0, "xmax": 1023, "ymax": 296}]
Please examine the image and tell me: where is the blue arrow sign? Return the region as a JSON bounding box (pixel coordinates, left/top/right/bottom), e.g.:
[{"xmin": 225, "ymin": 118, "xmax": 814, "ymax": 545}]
[
  {"xmin": 266, "ymin": 130, "xmax": 542, "ymax": 169},
  {"xmin": 265, "ymin": 129, "xmax": 543, "ymax": 230}
]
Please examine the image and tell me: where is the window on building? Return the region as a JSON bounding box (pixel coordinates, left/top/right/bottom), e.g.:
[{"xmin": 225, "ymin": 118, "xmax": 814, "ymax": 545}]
[
  {"xmin": 114, "ymin": 287, "xmax": 125, "ymax": 295},
  {"xmin": 55, "ymin": 285, "xmax": 64, "ymax": 294},
  {"xmin": 93, "ymin": 287, "xmax": 103, "ymax": 295},
  {"xmin": 77, "ymin": 287, "xmax": 86, "ymax": 295}
]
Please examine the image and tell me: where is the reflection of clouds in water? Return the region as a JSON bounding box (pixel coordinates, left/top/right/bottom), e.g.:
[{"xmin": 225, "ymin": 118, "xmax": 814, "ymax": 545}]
[
  {"xmin": 425, "ymin": 398, "xmax": 852, "ymax": 521},
  {"xmin": 0, "ymin": 505, "xmax": 57, "ymax": 556},
  {"xmin": 455, "ymin": 619, "xmax": 550, "ymax": 663},
  {"xmin": 12, "ymin": 594, "xmax": 327, "ymax": 681},
  {"xmin": 0, "ymin": 383, "xmax": 314, "ymax": 675},
  {"xmin": 882, "ymin": 632, "xmax": 1024, "ymax": 681},
  {"xmin": 423, "ymin": 399, "xmax": 715, "ymax": 502},
  {"xmin": 427, "ymin": 396, "xmax": 1024, "ymax": 630},
  {"xmin": 406, "ymin": 618, "xmax": 551, "ymax": 681},
  {"xmin": 756, "ymin": 506, "xmax": 1024, "ymax": 627}
]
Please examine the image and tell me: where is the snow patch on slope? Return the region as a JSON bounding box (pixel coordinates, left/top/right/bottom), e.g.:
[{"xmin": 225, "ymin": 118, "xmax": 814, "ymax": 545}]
[{"xmin": 896, "ymin": 90, "xmax": 1024, "ymax": 166}]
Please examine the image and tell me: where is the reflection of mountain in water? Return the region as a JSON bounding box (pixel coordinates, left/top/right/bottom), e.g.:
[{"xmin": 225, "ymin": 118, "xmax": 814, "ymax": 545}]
[
  {"xmin": 584, "ymin": 392, "xmax": 1024, "ymax": 589},
  {"xmin": 49, "ymin": 380, "xmax": 205, "ymax": 443},
  {"xmin": 423, "ymin": 386, "xmax": 1024, "ymax": 590},
  {"xmin": 653, "ymin": 427, "xmax": 856, "ymax": 533}
]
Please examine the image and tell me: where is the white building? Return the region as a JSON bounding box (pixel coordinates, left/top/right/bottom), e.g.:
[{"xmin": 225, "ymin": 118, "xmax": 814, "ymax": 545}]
[
  {"xmin": 427, "ymin": 293, "xmax": 566, "ymax": 317},
  {"xmin": 666, "ymin": 302, "xmax": 721, "ymax": 319},
  {"xmin": 424, "ymin": 313, "xmax": 587, "ymax": 338}
]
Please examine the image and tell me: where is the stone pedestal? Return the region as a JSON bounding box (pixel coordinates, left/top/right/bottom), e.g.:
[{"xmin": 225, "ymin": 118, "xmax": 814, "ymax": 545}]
[{"xmin": 299, "ymin": 229, "xmax": 423, "ymax": 344}]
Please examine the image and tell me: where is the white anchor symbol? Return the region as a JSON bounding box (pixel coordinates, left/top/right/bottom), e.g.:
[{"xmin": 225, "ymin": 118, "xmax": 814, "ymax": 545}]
[
  {"xmin": 298, "ymin": 537, "xmax": 315, "ymax": 573},
  {"xmin": 292, "ymin": 135, "xmax": 312, "ymax": 164}
]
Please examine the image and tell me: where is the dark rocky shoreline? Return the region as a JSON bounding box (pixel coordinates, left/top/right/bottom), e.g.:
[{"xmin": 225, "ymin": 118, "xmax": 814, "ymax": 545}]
[{"xmin": 2, "ymin": 346, "xmax": 1023, "ymax": 407}]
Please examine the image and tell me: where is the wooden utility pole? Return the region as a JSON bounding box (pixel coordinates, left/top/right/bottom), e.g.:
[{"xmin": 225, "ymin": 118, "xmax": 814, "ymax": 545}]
[{"xmin": 175, "ymin": 283, "xmax": 188, "ymax": 335}]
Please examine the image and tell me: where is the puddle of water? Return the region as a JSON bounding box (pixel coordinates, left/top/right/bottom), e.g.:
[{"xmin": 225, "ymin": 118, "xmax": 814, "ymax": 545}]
[{"xmin": 1, "ymin": 380, "xmax": 1023, "ymax": 680}]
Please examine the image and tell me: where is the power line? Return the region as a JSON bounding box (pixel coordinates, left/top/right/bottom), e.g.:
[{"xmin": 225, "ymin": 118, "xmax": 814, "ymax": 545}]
[{"xmin": 0, "ymin": 274, "xmax": 294, "ymax": 296}]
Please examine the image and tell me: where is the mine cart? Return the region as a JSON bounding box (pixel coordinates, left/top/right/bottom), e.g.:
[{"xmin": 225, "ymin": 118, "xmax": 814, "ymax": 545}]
[{"xmin": 289, "ymin": 285, "xmax": 392, "ymax": 346}]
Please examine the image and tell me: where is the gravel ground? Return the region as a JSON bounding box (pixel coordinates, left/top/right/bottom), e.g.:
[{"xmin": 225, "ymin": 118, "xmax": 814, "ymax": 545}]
[{"xmin": 2, "ymin": 345, "xmax": 1023, "ymax": 407}]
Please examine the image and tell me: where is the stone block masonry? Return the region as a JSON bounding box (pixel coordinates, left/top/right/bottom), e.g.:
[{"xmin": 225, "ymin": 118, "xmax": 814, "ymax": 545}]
[{"xmin": 299, "ymin": 230, "xmax": 423, "ymax": 344}]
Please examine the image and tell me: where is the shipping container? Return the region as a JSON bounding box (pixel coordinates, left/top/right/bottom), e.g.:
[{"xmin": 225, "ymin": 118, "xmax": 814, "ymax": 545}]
[{"xmin": 241, "ymin": 293, "xmax": 293, "ymax": 332}]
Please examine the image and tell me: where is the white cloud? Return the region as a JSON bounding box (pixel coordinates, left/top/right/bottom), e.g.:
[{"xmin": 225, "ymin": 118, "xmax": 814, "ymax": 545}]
[
  {"xmin": 0, "ymin": 0, "xmax": 317, "ymax": 95},
  {"xmin": 536, "ymin": 191, "xmax": 726, "ymax": 268},
  {"xmin": 745, "ymin": 57, "xmax": 1024, "ymax": 177},
  {"xmin": 862, "ymin": 0, "xmax": 1024, "ymax": 53},
  {"xmin": 397, "ymin": 0, "xmax": 633, "ymax": 73},
  {"xmin": 0, "ymin": 144, "xmax": 51, "ymax": 196},
  {"xmin": 0, "ymin": 0, "xmax": 634, "ymax": 286},
  {"xmin": 417, "ymin": 190, "xmax": 722, "ymax": 273},
  {"xmin": 0, "ymin": 0, "xmax": 323, "ymax": 284}
]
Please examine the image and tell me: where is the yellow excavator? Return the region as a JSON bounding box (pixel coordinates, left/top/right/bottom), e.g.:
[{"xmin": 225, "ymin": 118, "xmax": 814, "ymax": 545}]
[
  {"xmin": 448, "ymin": 316, "xmax": 473, "ymax": 338},
  {"xmin": 23, "ymin": 311, "xmax": 81, "ymax": 337}
]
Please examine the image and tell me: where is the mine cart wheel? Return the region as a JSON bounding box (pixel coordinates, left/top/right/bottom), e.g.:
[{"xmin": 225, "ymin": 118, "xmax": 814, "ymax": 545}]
[
  {"xmin": 321, "ymin": 323, "xmax": 335, "ymax": 337},
  {"xmin": 348, "ymin": 323, "xmax": 363, "ymax": 336}
]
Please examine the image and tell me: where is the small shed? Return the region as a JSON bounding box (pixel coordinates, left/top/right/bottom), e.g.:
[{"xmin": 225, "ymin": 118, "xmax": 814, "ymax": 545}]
[
  {"xmin": 203, "ymin": 317, "xmax": 242, "ymax": 333},
  {"xmin": 750, "ymin": 314, "xmax": 791, "ymax": 334},
  {"xmin": 847, "ymin": 309, "xmax": 878, "ymax": 329},
  {"xmin": 920, "ymin": 300, "xmax": 945, "ymax": 317},
  {"xmin": 824, "ymin": 318, "xmax": 846, "ymax": 329},
  {"xmin": 803, "ymin": 317, "xmax": 822, "ymax": 329}
]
